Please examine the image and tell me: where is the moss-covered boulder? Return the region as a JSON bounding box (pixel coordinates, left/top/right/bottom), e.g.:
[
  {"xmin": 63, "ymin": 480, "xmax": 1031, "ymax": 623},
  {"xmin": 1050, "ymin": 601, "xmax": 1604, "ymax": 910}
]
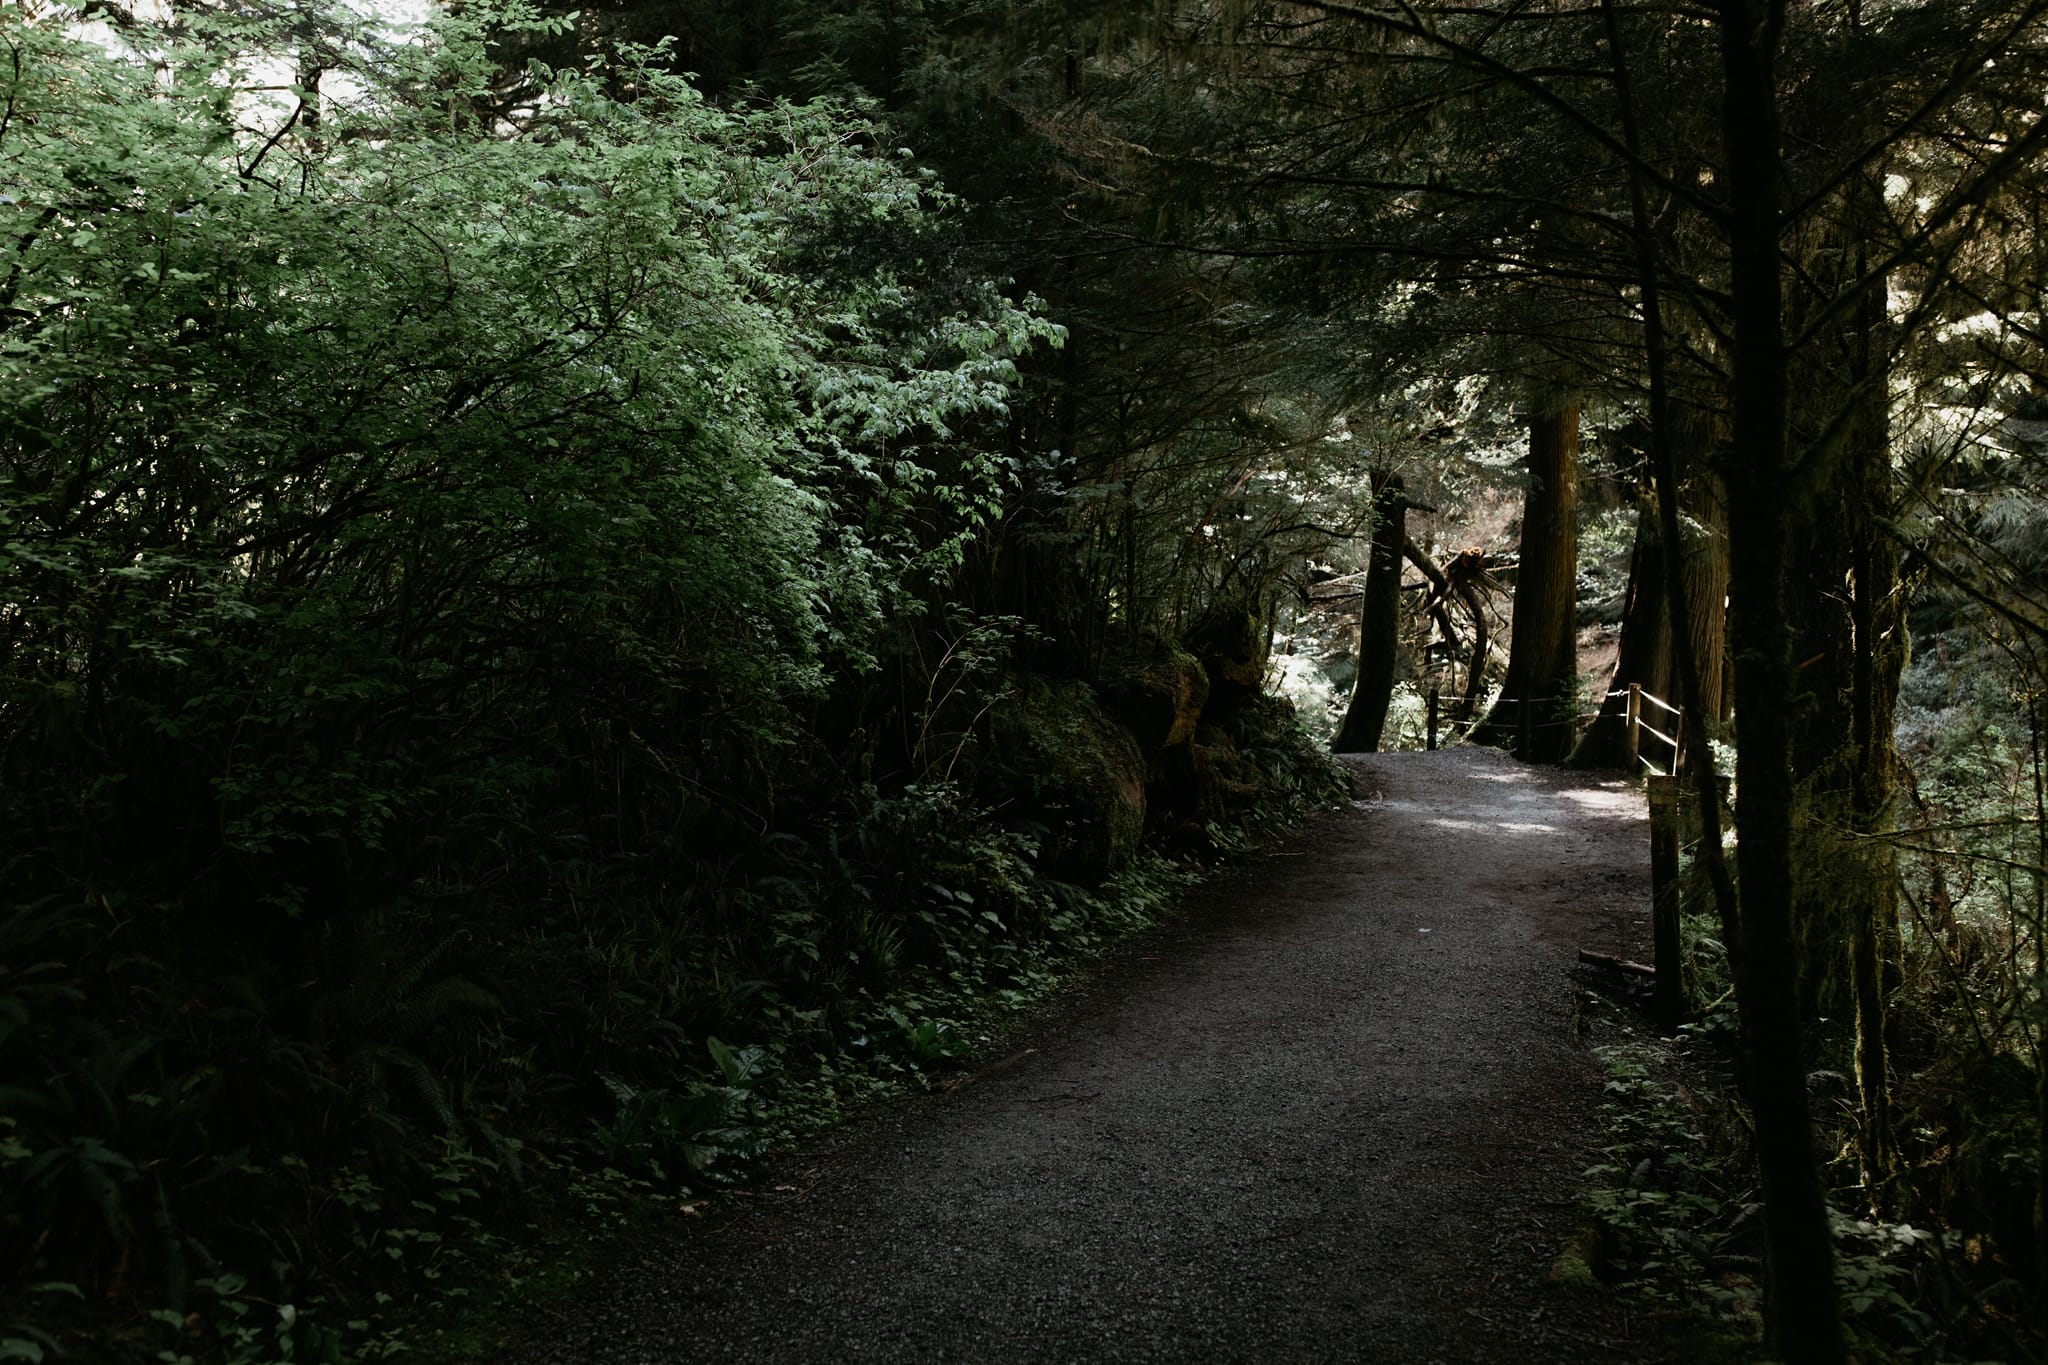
[
  {"xmin": 1096, "ymin": 630, "xmax": 1210, "ymax": 751},
  {"xmin": 985, "ymin": 675, "xmax": 1147, "ymax": 885}
]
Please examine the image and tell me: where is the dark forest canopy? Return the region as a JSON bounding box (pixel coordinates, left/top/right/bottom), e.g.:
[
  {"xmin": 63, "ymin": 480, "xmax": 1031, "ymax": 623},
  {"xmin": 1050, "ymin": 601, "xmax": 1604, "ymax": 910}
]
[{"xmin": 7, "ymin": 0, "xmax": 2048, "ymax": 1360}]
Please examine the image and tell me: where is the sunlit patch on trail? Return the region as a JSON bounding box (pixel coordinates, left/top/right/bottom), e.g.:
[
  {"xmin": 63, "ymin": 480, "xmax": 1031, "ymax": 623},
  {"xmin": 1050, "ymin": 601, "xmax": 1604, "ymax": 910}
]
[
  {"xmin": 1416, "ymin": 814, "xmax": 1560, "ymax": 835},
  {"xmin": 1557, "ymin": 789, "xmax": 1643, "ymax": 815}
]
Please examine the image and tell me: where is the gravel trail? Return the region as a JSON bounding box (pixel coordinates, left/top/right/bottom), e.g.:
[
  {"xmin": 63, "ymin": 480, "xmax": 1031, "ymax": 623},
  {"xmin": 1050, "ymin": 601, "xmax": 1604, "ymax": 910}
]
[{"xmin": 503, "ymin": 748, "xmax": 1671, "ymax": 1364}]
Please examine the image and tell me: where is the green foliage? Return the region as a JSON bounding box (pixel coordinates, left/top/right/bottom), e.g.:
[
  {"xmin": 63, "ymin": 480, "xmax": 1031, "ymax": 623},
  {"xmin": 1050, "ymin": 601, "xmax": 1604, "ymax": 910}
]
[
  {"xmin": 0, "ymin": 2, "xmax": 1056, "ymax": 910},
  {"xmin": 1580, "ymin": 1033, "xmax": 1757, "ymax": 1331},
  {"xmin": 1581, "ymin": 1030, "xmax": 1962, "ymax": 1358},
  {"xmin": 591, "ymin": 1058, "xmax": 767, "ymax": 1185},
  {"xmin": 0, "ymin": 1, "xmax": 1350, "ymax": 1358},
  {"xmin": 0, "ymin": 0, "xmax": 1081, "ymax": 1354},
  {"xmin": 1584, "ymin": 983, "xmax": 2031, "ymax": 1362}
]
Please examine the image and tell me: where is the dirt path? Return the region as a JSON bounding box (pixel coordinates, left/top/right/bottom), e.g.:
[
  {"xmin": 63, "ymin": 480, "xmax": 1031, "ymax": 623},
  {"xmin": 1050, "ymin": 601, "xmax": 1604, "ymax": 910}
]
[{"xmin": 503, "ymin": 748, "xmax": 1669, "ymax": 1363}]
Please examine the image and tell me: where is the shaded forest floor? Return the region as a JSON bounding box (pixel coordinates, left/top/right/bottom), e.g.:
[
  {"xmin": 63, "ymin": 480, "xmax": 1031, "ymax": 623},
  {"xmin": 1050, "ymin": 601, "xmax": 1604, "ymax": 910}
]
[{"xmin": 476, "ymin": 748, "xmax": 1688, "ymax": 1363}]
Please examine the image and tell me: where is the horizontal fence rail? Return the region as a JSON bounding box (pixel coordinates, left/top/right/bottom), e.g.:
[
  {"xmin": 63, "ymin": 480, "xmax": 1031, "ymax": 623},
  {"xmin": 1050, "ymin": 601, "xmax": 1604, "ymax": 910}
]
[
  {"xmin": 1619, "ymin": 682, "xmax": 1683, "ymax": 778},
  {"xmin": 1420, "ymin": 682, "xmax": 1687, "ymax": 771}
]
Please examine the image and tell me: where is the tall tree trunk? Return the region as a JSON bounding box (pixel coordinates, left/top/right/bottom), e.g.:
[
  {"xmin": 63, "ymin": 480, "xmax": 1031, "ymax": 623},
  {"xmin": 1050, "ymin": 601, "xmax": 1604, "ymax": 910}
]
[
  {"xmin": 1574, "ymin": 408, "xmax": 1726, "ymax": 770},
  {"xmin": 2032, "ymin": 697, "xmax": 2048, "ymax": 1304},
  {"xmin": 1333, "ymin": 474, "xmax": 1406, "ymax": 753},
  {"xmin": 1776, "ymin": 115, "xmax": 1905, "ymax": 1206},
  {"xmin": 1570, "ymin": 494, "xmax": 1671, "ymax": 769},
  {"xmin": 1474, "ymin": 402, "xmax": 1580, "ymax": 762},
  {"xmin": 1719, "ymin": 1, "xmax": 1848, "ymax": 1357},
  {"xmin": 1676, "ymin": 409, "xmax": 1732, "ymax": 728},
  {"xmin": 1843, "ymin": 237, "xmax": 1903, "ymax": 1203}
]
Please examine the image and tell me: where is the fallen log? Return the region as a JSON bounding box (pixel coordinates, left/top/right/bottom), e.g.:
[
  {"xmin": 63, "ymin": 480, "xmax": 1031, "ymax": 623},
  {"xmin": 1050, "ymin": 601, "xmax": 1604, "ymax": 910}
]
[{"xmin": 1576, "ymin": 948, "xmax": 1656, "ymax": 978}]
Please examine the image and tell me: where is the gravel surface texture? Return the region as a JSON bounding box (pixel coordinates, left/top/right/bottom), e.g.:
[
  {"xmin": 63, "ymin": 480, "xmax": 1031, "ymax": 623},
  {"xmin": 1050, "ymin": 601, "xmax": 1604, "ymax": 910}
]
[{"xmin": 502, "ymin": 748, "xmax": 1678, "ymax": 1364}]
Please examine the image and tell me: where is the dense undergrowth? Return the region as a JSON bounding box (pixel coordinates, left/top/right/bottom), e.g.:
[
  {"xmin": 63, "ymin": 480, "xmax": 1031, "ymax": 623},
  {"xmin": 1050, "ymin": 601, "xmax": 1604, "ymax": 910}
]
[
  {"xmin": 1510, "ymin": 387, "xmax": 2048, "ymax": 1361},
  {"xmin": 0, "ymin": 6, "xmax": 1351, "ymax": 1360},
  {"xmin": 1575, "ymin": 861, "xmax": 2048, "ymax": 1362}
]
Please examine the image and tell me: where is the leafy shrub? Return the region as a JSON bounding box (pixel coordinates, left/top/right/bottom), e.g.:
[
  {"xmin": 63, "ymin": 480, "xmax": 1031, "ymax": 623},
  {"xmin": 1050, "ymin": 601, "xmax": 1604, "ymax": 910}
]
[
  {"xmin": 0, "ymin": 0, "xmax": 1056, "ymax": 1349},
  {"xmin": 0, "ymin": 5, "xmax": 1359, "ymax": 1359}
]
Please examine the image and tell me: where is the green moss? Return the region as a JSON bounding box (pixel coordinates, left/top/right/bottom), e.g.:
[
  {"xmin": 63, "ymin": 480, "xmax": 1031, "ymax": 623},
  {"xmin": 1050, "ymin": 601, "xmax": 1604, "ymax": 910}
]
[
  {"xmin": 986, "ymin": 675, "xmax": 1148, "ymax": 884},
  {"xmin": 1547, "ymin": 1224, "xmax": 1605, "ymax": 1292},
  {"xmin": 1097, "ymin": 633, "xmax": 1209, "ymax": 751}
]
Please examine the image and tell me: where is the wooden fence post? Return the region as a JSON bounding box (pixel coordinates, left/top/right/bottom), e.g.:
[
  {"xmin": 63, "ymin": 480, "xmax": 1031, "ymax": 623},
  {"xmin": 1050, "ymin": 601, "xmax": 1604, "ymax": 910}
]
[
  {"xmin": 1625, "ymin": 683, "xmax": 1641, "ymax": 772},
  {"xmin": 1516, "ymin": 695, "xmax": 1532, "ymax": 761},
  {"xmin": 1678, "ymin": 774, "xmax": 1725, "ymax": 848},
  {"xmin": 1648, "ymin": 776, "xmax": 1685, "ymax": 1032},
  {"xmin": 1427, "ymin": 685, "xmax": 1439, "ymax": 752}
]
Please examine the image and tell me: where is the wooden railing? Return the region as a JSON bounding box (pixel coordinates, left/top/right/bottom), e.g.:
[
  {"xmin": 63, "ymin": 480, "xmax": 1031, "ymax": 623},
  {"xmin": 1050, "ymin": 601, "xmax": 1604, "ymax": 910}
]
[
  {"xmin": 1422, "ymin": 687, "xmax": 1571, "ymax": 757},
  {"xmin": 1634, "ymin": 681, "xmax": 1726, "ymax": 1033},
  {"xmin": 1421, "ymin": 684, "xmax": 1673, "ymax": 762},
  {"xmin": 1422, "ymin": 683, "xmax": 1484, "ymax": 751},
  {"xmin": 1614, "ymin": 685, "xmax": 1706, "ymax": 1031},
  {"xmin": 1621, "ymin": 682, "xmax": 1683, "ymax": 777}
]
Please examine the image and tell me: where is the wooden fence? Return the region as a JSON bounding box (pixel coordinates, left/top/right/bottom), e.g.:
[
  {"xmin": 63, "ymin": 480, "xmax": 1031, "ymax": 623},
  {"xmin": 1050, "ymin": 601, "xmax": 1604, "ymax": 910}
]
[
  {"xmin": 1621, "ymin": 682, "xmax": 1684, "ymax": 777},
  {"xmin": 1421, "ymin": 686, "xmax": 1573, "ymax": 757},
  {"xmin": 1630, "ymin": 684, "xmax": 1725, "ymax": 1032}
]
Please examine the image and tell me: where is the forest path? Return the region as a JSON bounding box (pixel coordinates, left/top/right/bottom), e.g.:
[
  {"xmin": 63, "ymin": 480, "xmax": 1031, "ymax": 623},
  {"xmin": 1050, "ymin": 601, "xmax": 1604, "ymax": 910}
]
[{"xmin": 502, "ymin": 748, "xmax": 1669, "ymax": 1364}]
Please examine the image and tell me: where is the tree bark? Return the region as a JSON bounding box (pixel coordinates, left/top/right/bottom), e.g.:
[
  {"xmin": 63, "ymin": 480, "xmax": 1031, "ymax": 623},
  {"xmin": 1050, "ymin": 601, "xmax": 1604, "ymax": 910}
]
[
  {"xmin": 1333, "ymin": 474, "xmax": 1407, "ymax": 753},
  {"xmin": 1719, "ymin": 1, "xmax": 1849, "ymax": 1357},
  {"xmin": 2033, "ymin": 699, "xmax": 2048, "ymax": 1305},
  {"xmin": 1476, "ymin": 403, "xmax": 1580, "ymax": 762},
  {"xmin": 1572, "ymin": 491, "xmax": 1671, "ymax": 769},
  {"xmin": 1676, "ymin": 410, "xmax": 1731, "ymax": 728},
  {"xmin": 1775, "ymin": 93, "xmax": 1905, "ymax": 1204},
  {"xmin": 1574, "ymin": 408, "xmax": 1727, "ymax": 771},
  {"xmin": 1841, "ymin": 247, "xmax": 1903, "ymax": 1203}
]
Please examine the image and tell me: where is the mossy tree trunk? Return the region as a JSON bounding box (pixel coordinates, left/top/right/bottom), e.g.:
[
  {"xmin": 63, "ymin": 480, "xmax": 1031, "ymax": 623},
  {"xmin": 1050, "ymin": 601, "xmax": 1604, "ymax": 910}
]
[
  {"xmin": 2032, "ymin": 697, "xmax": 2048, "ymax": 1304},
  {"xmin": 1718, "ymin": 3, "xmax": 1848, "ymax": 1355},
  {"xmin": 1780, "ymin": 197, "xmax": 1905, "ymax": 1202},
  {"xmin": 1475, "ymin": 402, "xmax": 1580, "ymax": 762}
]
